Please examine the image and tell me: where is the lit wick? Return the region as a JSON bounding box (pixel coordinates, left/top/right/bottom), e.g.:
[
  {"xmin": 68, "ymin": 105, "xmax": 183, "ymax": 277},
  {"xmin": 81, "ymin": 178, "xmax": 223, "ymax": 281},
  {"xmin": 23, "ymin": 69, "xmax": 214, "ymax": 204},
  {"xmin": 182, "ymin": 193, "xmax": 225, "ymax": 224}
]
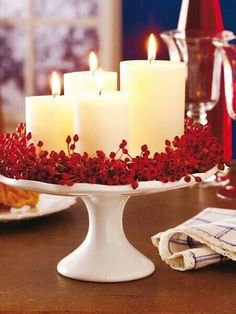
[
  {"xmin": 89, "ymin": 51, "xmax": 98, "ymax": 76},
  {"xmin": 96, "ymin": 67, "xmax": 104, "ymax": 96},
  {"xmin": 148, "ymin": 33, "xmax": 157, "ymax": 64},
  {"xmin": 51, "ymin": 71, "xmax": 61, "ymax": 98}
]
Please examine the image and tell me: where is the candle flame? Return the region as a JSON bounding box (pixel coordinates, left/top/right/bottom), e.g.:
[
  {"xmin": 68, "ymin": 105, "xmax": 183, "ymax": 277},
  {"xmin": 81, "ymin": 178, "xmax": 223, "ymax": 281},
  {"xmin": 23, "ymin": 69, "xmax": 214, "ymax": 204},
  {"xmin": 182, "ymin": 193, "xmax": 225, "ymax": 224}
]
[
  {"xmin": 51, "ymin": 71, "xmax": 61, "ymax": 97},
  {"xmin": 89, "ymin": 51, "xmax": 98, "ymax": 74},
  {"xmin": 96, "ymin": 67, "xmax": 104, "ymax": 96},
  {"xmin": 147, "ymin": 33, "xmax": 157, "ymax": 63}
]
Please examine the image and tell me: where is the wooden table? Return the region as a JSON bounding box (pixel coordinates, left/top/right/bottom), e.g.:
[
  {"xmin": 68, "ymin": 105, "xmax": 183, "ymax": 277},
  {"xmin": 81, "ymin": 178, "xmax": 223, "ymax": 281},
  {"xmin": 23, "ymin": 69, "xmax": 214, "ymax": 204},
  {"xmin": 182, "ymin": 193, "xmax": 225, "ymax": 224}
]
[{"xmin": 1, "ymin": 166, "xmax": 236, "ymax": 313}]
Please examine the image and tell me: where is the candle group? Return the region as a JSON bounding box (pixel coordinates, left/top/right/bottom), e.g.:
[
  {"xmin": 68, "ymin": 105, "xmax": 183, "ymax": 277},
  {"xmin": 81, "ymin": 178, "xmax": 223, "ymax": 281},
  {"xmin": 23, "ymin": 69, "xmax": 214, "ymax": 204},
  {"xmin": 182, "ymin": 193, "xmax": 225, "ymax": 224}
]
[{"xmin": 25, "ymin": 36, "xmax": 186, "ymax": 157}]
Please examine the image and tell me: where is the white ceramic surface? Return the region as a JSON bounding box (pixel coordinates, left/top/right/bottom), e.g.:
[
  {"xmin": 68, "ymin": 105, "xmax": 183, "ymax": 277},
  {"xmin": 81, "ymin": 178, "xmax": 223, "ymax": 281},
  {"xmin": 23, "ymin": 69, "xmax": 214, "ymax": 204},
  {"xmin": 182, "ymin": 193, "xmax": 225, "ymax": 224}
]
[
  {"xmin": 0, "ymin": 166, "xmax": 218, "ymax": 282},
  {"xmin": 57, "ymin": 194, "xmax": 155, "ymax": 282},
  {"xmin": 0, "ymin": 194, "xmax": 76, "ymax": 222}
]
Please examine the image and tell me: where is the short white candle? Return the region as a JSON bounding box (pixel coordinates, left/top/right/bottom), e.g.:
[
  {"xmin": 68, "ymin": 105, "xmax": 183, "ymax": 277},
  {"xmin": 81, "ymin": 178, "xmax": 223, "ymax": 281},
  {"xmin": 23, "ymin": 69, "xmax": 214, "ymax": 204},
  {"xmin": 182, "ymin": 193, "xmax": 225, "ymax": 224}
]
[
  {"xmin": 26, "ymin": 72, "xmax": 74, "ymax": 153},
  {"xmin": 74, "ymin": 69, "xmax": 128, "ymax": 155},
  {"xmin": 64, "ymin": 52, "xmax": 117, "ymax": 95},
  {"xmin": 120, "ymin": 34, "xmax": 186, "ymax": 156}
]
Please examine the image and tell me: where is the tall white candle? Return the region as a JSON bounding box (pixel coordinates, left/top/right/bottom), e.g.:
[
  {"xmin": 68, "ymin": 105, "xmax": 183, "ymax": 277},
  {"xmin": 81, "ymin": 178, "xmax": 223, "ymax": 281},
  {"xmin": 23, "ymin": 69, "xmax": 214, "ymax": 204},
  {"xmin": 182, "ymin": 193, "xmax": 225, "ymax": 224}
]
[
  {"xmin": 64, "ymin": 52, "xmax": 117, "ymax": 95},
  {"xmin": 26, "ymin": 72, "xmax": 74, "ymax": 153},
  {"xmin": 120, "ymin": 34, "xmax": 186, "ymax": 156}
]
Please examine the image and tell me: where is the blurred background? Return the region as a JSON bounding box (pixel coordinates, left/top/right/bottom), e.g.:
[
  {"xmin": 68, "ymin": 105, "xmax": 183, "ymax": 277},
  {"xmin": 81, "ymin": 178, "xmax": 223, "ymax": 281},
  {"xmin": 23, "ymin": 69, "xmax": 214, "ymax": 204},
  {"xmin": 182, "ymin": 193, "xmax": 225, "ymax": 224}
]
[{"xmin": 0, "ymin": 0, "xmax": 235, "ymax": 156}]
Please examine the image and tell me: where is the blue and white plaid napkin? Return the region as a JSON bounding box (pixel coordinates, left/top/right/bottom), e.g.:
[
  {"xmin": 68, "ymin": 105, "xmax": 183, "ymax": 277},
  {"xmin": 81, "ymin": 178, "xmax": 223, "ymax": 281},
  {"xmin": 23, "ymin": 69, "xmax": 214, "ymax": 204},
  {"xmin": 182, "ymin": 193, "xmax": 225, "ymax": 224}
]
[{"xmin": 151, "ymin": 207, "xmax": 236, "ymax": 271}]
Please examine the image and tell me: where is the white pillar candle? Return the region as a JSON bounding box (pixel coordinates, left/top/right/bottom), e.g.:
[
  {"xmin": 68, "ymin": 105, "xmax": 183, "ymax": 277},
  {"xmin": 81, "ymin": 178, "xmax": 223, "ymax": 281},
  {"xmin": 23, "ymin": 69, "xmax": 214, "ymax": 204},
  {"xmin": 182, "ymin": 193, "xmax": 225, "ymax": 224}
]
[
  {"xmin": 74, "ymin": 91, "xmax": 128, "ymax": 155},
  {"xmin": 26, "ymin": 72, "xmax": 74, "ymax": 153},
  {"xmin": 64, "ymin": 52, "xmax": 117, "ymax": 95},
  {"xmin": 120, "ymin": 34, "xmax": 186, "ymax": 156}
]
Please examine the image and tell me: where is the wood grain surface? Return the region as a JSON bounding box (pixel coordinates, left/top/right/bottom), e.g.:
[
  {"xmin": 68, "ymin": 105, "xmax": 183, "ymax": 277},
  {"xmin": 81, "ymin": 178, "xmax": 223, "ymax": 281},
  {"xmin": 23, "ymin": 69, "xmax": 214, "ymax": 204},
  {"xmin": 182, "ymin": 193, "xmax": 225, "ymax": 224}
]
[{"xmin": 0, "ymin": 166, "xmax": 236, "ymax": 313}]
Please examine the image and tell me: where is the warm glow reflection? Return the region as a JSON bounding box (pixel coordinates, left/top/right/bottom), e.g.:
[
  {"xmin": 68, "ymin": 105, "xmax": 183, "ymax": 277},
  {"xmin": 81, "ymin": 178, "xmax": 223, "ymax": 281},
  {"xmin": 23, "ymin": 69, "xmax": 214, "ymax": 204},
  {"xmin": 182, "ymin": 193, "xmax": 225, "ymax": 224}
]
[
  {"xmin": 89, "ymin": 51, "xmax": 98, "ymax": 74},
  {"xmin": 96, "ymin": 67, "xmax": 104, "ymax": 95},
  {"xmin": 51, "ymin": 71, "xmax": 61, "ymax": 96},
  {"xmin": 147, "ymin": 33, "xmax": 157, "ymax": 63}
]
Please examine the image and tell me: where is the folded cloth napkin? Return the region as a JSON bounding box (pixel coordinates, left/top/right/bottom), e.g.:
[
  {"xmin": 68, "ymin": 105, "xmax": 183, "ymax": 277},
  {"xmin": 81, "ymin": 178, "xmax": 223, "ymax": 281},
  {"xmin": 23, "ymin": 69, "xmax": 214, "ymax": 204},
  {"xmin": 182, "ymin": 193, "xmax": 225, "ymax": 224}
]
[{"xmin": 152, "ymin": 207, "xmax": 236, "ymax": 271}]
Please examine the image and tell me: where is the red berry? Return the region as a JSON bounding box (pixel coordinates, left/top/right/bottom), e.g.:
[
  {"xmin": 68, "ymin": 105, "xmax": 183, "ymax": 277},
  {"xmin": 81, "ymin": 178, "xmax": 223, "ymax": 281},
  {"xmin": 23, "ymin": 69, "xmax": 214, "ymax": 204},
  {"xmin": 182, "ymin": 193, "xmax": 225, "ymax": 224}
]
[
  {"xmin": 184, "ymin": 175, "xmax": 191, "ymax": 182},
  {"xmin": 131, "ymin": 181, "xmax": 139, "ymax": 189},
  {"xmin": 96, "ymin": 150, "xmax": 105, "ymax": 159},
  {"xmin": 73, "ymin": 134, "xmax": 79, "ymax": 142},
  {"xmin": 195, "ymin": 176, "xmax": 202, "ymax": 183},
  {"xmin": 218, "ymin": 163, "xmax": 224, "ymax": 171},
  {"xmin": 27, "ymin": 133, "xmax": 32, "ymax": 141},
  {"xmin": 66, "ymin": 136, "xmax": 71, "ymax": 144},
  {"xmin": 119, "ymin": 139, "xmax": 127, "ymax": 149},
  {"xmin": 70, "ymin": 144, "xmax": 76, "ymax": 151},
  {"xmin": 165, "ymin": 140, "xmax": 171, "ymax": 146},
  {"xmin": 141, "ymin": 144, "xmax": 148, "ymax": 152},
  {"xmin": 109, "ymin": 152, "xmax": 116, "ymax": 159},
  {"xmin": 37, "ymin": 141, "xmax": 43, "ymax": 147}
]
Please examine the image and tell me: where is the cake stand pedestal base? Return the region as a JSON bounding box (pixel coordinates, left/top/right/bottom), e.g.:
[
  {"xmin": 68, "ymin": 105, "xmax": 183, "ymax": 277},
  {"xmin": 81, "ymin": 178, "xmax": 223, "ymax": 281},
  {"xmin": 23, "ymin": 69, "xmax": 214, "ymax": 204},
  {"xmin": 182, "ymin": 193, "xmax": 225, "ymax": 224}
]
[
  {"xmin": 0, "ymin": 166, "xmax": 217, "ymax": 283},
  {"xmin": 57, "ymin": 194, "xmax": 155, "ymax": 282}
]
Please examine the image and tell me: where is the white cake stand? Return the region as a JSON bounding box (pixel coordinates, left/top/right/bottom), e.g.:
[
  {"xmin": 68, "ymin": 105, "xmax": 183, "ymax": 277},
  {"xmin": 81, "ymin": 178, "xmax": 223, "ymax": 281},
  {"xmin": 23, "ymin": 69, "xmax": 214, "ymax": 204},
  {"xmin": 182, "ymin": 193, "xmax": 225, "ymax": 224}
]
[{"xmin": 0, "ymin": 166, "xmax": 217, "ymax": 282}]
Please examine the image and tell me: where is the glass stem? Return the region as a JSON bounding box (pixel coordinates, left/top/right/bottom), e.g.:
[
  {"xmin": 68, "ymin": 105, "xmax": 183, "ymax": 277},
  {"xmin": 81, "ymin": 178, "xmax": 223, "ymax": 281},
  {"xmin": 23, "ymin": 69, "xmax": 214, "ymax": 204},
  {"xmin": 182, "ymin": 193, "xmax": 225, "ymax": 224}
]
[{"xmin": 187, "ymin": 102, "xmax": 208, "ymax": 125}]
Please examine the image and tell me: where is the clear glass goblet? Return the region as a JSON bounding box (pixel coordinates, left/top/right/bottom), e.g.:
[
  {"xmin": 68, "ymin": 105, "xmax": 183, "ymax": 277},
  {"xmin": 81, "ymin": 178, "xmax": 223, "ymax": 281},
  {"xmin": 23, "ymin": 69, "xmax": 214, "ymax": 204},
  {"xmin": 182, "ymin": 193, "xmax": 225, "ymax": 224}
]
[
  {"xmin": 214, "ymin": 32, "xmax": 236, "ymax": 199},
  {"xmin": 161, "ymin": 29, "xmax": 223, "ymax": 125}
]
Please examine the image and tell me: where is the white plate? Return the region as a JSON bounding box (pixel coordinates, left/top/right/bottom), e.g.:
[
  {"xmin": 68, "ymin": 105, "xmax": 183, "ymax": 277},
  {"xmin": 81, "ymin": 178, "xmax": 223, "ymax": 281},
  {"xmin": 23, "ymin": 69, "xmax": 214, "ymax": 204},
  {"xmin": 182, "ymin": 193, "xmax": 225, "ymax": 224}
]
[{"xmin": 0, "ymin": 194, "xmax": 76, "ymax": 222}]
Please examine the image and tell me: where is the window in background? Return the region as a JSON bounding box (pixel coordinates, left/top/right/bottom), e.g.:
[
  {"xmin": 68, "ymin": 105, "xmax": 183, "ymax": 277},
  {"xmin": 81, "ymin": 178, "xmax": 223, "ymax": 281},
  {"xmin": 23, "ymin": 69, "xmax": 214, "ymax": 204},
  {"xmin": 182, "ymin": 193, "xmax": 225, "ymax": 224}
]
[{"xmin": 0, "ymin": 0, "xmax": 121, "ymax": 130}]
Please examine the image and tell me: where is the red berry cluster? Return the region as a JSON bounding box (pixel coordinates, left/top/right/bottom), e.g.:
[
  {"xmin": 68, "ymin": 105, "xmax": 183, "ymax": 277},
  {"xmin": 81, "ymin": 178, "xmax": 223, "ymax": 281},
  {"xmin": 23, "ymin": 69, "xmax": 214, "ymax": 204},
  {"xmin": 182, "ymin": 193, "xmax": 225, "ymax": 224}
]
[{"xmin": 0, "ymin": 119, "xmax": 227, "ymax": 189}]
